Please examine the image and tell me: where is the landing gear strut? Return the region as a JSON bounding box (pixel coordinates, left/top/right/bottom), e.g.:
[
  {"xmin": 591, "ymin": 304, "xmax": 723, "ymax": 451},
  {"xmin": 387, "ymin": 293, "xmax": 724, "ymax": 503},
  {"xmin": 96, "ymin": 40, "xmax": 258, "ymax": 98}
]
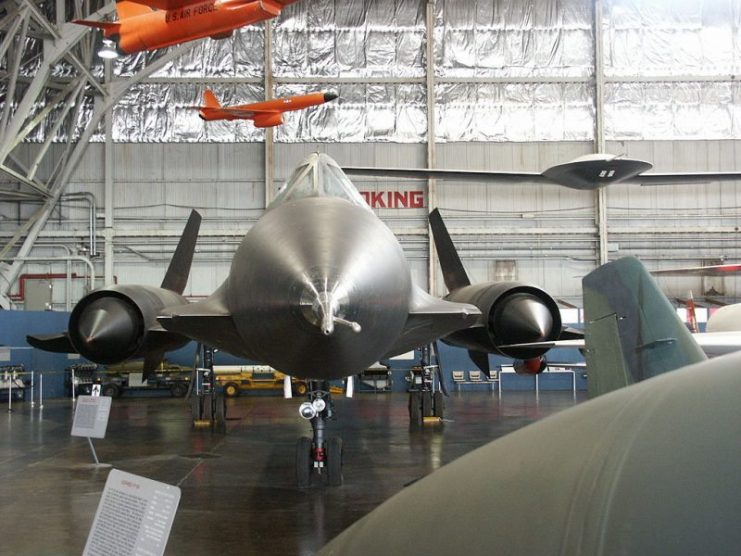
[
  {"xmin": 191, "ymin": 345, "xmax": 227, "ymax": 433},
  {"xmin": 409, "ymin": 344, "xmax": 445, "ymax": 425},
  {"xmin": 295, "ymin": 380, "xmax": 343, "ymax": 487}
]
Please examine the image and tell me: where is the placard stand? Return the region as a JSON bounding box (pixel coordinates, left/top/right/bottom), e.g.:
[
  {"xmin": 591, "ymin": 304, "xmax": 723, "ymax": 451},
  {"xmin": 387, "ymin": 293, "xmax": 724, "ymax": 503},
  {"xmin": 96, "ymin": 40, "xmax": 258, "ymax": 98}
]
[
  {"xmin": 83, "ymin": 469, "xmax": 181, "ymax": 556},
  {"xmin": 87, "ymin": 437, "xmax": 101, "ymax": 465},
  {"xmin": 71, "ymin": 395, "xmax": 112, "ymax": 467}
]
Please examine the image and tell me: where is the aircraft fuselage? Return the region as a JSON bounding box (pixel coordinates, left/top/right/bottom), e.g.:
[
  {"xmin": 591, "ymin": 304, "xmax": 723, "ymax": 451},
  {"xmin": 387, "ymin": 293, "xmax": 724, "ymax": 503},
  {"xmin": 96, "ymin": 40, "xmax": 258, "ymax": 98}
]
[
  {"xmin": 111, "ymin": 0, "xmax": 283, "ymax": 54},
  {"xmin": 222, "ymin": 196, "xmax": 412, "ymax": 380}
]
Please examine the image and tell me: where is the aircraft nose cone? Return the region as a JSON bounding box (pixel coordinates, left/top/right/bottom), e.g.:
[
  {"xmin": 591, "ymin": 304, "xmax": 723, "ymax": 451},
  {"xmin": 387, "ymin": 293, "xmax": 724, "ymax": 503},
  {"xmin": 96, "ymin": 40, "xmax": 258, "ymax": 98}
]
[
  {"xmin": 494, "ymin": 293, "xmax": 554, "ymax": 345},
  {"xmin": 73, "ymin": 297, "xmax": 140, "ymax": 362},
  {"xmin": 324, "ymin": 92, "xmax": 339, "ymax": 103},
  {"xmin": 229, "ymin": 197, "xmax": 411, "ymax": 379}
]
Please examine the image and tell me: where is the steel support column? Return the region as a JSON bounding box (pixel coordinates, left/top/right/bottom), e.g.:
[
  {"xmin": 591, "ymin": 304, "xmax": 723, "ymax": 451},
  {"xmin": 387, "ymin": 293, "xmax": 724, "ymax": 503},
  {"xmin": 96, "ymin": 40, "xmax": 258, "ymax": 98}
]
[
  {"xmin": 593, "ymin": 0, "xmax": 608, "ymax": 265},
  {"xmin": 104, "ymin": 59, "xmax": 114, "ymax": 285},
  {"xmin": 264, "ymin": 22, "xmax": 274, "ymax": 209},
  {"xmin": 425, "ymin": 0, "xmax": 438, "ymax": 295}
]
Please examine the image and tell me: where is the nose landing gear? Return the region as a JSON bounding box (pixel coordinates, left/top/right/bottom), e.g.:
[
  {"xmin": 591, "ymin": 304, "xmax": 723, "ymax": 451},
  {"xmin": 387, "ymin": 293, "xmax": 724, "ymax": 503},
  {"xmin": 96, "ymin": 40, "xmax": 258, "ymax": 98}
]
[{"xmin": 296, "ymin": 381, "xmax": 343, "ymax": 488}]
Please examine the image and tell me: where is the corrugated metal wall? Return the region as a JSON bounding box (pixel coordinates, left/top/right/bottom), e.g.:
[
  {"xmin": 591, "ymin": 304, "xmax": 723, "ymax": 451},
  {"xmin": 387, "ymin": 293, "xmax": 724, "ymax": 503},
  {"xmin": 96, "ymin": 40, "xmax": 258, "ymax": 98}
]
[{"xmin": 3, "ymin": 138, "xmax": 740, "ymax": 307}]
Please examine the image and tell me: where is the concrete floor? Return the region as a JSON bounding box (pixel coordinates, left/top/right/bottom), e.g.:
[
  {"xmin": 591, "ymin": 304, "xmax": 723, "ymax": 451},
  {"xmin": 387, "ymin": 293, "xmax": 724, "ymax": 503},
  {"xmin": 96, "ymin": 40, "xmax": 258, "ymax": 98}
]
[{"xmin": 0, "ymin": 390, "xmax": 586, "ymax": 555}]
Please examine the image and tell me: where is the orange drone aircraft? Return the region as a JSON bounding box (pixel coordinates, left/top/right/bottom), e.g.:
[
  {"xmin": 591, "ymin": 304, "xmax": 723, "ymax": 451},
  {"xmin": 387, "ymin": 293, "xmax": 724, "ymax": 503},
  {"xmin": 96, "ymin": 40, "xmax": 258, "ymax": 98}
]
[
  {"xmin": 197, "ymin": 90, "xmax": 338, "ymax": 126},
  {"xmin": 75, "ymin": 0, "xmax": 299, "ymax": 55}
]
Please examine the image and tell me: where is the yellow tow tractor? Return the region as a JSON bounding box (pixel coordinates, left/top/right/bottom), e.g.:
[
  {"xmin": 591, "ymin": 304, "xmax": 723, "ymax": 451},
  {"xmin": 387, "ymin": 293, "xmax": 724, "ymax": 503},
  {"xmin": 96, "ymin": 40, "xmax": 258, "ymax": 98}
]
[{"xmin": 214, "ymin": 365, "xmax": 309, "ymax": 397}]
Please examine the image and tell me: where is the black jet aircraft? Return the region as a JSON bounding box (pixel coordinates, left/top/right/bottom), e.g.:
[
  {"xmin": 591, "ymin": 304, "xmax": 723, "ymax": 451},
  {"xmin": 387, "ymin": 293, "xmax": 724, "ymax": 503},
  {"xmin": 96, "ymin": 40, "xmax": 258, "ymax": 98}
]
[
  {"xmin": 318, "ymin": 256, "xmax": 741, "ymax": 554},
  {"xmin": 28, "ymin": 153, "xmax": 568, "ymax": 486}
]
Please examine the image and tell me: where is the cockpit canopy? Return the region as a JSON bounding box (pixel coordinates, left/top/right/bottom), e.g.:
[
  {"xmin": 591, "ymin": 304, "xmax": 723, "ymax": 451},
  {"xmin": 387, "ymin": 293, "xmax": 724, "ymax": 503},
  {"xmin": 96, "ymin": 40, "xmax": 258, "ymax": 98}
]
[{"xmin": 270, "ymin": 153, "xmax": 371, "ymax": 211}]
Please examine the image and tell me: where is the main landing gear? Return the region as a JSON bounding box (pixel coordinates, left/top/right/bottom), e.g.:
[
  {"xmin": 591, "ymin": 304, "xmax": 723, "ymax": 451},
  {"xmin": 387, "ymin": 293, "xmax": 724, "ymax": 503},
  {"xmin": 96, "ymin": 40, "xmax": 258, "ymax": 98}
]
[
  {"xmin": 191, "ymin": 344, "xmax": 226, "ymax": 433},
  {"xmin": 295, "ymin": 380, "xmax": 343, "ymax": 488},
  {"xmin": 408, "ymin": 344, "xmax": 446, "ymax": 426}
]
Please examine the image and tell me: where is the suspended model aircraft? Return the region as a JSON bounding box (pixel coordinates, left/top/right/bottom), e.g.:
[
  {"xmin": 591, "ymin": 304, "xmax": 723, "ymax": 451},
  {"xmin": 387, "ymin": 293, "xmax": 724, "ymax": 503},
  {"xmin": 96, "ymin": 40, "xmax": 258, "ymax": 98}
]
[
  {"xmin": 343, "ymin": 153, "xmax": 741, "ymax": 190},
  {"xmin": 318, "ymin": 257, "xmax": 741, "ymax": 555},
  {"xmin": 197, "ymin": 90, "xmax": 338, "ymax": 126},
  {"xmin": 74, "ymin": 0, "xmax": 299, "ymax": 55},
  {"xmin": 28, "ymin": 154, "xmax": 568, "ymax": 487}
]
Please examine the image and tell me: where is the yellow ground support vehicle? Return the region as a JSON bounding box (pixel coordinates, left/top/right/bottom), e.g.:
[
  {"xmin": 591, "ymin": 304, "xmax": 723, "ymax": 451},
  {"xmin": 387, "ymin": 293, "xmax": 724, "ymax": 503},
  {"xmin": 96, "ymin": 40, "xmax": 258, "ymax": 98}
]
[{"xmin": 214, "ymin": 365, "xmax": 309, "ymax": 397}]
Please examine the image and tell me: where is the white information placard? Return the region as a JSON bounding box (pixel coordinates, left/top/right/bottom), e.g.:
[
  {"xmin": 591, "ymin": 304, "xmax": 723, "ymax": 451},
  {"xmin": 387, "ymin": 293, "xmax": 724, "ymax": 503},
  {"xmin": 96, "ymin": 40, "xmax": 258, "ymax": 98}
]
[
  {"xmin": 71, "ymin": 395, "xmax": 112, "ymax": 439},
  {"xmin": 83, "ymin": 469, "xmax": 181, "ymax": 556}
]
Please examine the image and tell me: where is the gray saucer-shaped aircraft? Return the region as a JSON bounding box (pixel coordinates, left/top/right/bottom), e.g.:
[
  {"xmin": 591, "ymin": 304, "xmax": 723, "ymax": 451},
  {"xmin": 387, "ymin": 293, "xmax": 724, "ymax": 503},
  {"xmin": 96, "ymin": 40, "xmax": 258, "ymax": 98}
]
[
  {"xmin": 343, "ymin": 152, "xmax": 741, "ymax": 190},
  {"xmin": 28, "ymin": 153, "xmax": 566, "ymax": 486}
]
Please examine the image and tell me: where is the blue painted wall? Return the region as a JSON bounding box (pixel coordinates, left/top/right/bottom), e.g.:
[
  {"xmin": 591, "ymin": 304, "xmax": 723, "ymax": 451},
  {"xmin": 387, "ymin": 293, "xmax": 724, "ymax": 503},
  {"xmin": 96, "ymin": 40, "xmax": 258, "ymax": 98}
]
[{"xmin": 0, "ymin": 310, "xmax": 587, "ymax": 398}]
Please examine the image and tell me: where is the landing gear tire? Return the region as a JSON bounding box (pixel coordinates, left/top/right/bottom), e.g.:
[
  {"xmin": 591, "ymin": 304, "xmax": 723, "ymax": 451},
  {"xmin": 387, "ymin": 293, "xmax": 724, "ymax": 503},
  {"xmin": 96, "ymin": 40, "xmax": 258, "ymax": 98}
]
[
  {"xmin": 327, "ymin": 437, "xmax": 343, "ymax": 487},
  {"xmin": 433, "ymin": 391, "xmax": 444, "ymax": 419},
  {"xmin": 170, "ymin": 383, "xmax": 187, "ymax": 398},
  {"xmin": 293, "ymin": 382, "xmax": 308, "ymax": 396},
  {"xmin": 224, "ymin": 382, "xmax": 239, "ymax": 398},
  {"xmin": 202, "ymin": 393, "xmax": 213, "ymax": 420},
  {"xmin": 191, "ymin": 396, "xmax": 201, "ymax": 421},
  {"xmin": 422, "ymin": 391, "xmax": 433, "ymax": 417},
  {"xmin": 409, "ymin": 391, "xmax": 422, "ymax": 425},
  {"xmin": 102, "ymin": 383, "xmax": 120, "ymax": 398},
  {"xmin": 214, "ymin": 393, "xmax": 227, "ymax": 433},
  {"xmin": 296, "ymin": 437, "xmax": 312, "ymax": 488}
]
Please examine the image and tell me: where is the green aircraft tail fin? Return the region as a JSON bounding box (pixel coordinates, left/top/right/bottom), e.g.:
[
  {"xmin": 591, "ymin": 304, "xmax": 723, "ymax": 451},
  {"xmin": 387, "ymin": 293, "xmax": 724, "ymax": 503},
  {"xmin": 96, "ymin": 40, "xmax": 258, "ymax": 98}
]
[{"xmin": 583, "ymin": 256, "xmax": 707, "ymax": 398}]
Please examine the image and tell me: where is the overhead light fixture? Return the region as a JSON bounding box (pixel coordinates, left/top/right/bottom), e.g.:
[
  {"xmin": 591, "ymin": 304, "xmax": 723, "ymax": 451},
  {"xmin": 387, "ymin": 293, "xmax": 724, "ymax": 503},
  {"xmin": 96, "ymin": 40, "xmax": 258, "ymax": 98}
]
[{"xmin": 98, "ymin": 39, "xmax": 119, "ymax": 60}]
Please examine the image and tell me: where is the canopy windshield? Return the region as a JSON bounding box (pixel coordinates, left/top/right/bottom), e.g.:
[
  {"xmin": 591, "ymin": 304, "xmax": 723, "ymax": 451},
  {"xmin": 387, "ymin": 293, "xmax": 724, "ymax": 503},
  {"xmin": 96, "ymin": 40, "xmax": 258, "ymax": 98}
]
[{"xmin": 270, "ymin": 153, "xmax": 370, "ymax": 211}]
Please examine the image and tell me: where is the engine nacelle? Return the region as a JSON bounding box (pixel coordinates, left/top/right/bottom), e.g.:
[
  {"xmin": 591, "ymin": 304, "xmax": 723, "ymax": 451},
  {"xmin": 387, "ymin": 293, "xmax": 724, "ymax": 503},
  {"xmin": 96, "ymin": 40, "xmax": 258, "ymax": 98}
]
[
  {"xmin": 253, "ymin": 113, "xmax": 284, "ymax": 128},
  {"xmin": 68, "ymin": 285, "xmax": 188, "ymax": 365},
  {"xmin": 442, "ymin": 282, "xmax": 561, "ymax": 360},
  {"xmin": 513, "ymin": 357, "xmax": 547, "ymax": 375}
]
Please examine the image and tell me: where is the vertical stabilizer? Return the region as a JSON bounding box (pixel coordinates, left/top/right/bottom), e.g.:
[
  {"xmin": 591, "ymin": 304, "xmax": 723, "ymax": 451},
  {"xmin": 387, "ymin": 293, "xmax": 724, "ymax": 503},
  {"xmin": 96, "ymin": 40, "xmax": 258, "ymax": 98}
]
[
  {"xmin": 428, "ymin": 209, "xmax": 471, "ymax": 292},
  {"xmin": 160, "ymin": 210, "xmax": 202, "ymax": 294},
  {"xmin": 203, "ymin": 90, "xmax": 221, "ymax": 109},
  {"xmin": 583, "ymin": 256, "xmax": 706, "ymax": 397}
]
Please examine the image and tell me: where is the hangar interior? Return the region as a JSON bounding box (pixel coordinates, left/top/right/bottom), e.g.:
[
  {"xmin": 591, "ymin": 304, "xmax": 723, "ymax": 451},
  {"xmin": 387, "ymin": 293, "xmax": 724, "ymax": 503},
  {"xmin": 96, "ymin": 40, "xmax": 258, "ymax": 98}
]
[
  {"xmin": 1, "ymin": 0, "xmax": 740, "ymax": 554},
  {"xmin": 2, "ymin": 0, "xmax": 740, "ymax": 309}
]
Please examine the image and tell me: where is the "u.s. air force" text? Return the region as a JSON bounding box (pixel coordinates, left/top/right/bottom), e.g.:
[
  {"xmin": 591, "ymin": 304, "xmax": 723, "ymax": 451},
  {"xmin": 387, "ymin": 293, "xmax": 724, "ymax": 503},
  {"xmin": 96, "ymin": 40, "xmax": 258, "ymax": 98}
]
[{"xmin": 165, "ymin": 3, "xmax": 216, "ymax": 23}]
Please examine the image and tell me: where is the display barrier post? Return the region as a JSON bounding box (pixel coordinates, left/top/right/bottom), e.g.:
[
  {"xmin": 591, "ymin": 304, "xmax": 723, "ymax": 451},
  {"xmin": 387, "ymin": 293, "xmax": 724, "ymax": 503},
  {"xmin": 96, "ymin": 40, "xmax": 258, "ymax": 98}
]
[
  {"xmin": 7, "ymin": 371, "xmax": 11, "ymax": 413},
  {"xmin": 39, "ymin": 373, "xmax": 44, "ymax": 409},
  {"xmin": 30, "ymin": 370, "xmax": 35, "ymax": 407}
]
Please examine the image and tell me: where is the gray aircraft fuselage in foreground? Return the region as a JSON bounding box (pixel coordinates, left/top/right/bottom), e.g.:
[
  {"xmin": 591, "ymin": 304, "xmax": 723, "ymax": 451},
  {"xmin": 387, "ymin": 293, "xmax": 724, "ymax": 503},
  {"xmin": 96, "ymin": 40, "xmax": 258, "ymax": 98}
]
[{"xmin": 319, "ymin": 257, "xmax": 741, "ymax": 553}]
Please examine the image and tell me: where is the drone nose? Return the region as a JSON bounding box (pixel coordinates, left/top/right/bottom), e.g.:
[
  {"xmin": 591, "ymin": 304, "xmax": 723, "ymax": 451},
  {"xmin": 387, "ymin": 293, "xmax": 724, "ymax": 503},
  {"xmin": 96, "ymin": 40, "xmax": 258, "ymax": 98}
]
[{"xmin": 324, "ymin": 92, "xmax": 339, "ymax": 103}]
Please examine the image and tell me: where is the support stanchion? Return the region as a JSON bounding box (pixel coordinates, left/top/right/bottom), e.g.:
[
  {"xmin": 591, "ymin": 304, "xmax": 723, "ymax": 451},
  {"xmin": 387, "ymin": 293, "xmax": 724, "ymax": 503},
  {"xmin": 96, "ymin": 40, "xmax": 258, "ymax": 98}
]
[
  {"xmin": 30, "ymin": 370, "xmax": 35, "ymax": 407},
  {"xmin": 71, "ymin": 368, "xmax": 76, "ymax": 404},
  {"xmin": 87, "ymin": 437, "xmax": 100, "ymax": 465},
  {"xmin": 7, "ymin": 372, "xmax": 12, "ymax": 413},
  {"xmin": 39, "ymin": 373, "xmax": 44, "ymax": 409}
]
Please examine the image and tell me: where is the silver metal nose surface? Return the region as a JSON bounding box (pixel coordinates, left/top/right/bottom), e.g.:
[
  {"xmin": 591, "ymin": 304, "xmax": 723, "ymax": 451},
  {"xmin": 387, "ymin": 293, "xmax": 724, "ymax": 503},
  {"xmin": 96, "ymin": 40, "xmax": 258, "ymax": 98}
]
[{"xmin": 227, "ymin": 196, "xmax": 412, "ymax": 379}]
